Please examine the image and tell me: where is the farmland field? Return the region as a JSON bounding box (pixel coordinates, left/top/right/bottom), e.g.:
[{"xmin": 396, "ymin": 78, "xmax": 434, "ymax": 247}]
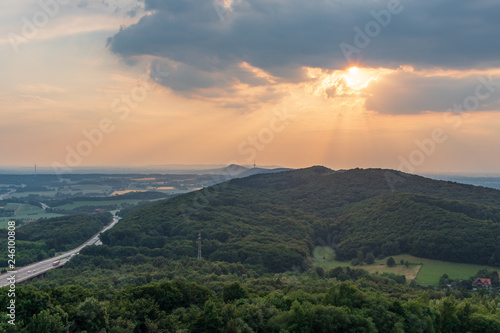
[
  {"xmin": 313, "ymin": 246, "xmax": 500, "ymax": 286},
  {"xmin": 7, "ymin": 190, "xmax": 58, "ymax": 198},
  {"xmin": 110, "ymin": 190, "xmax": 147, "ymax": 196},
  {"xmin": 0, "ymin": 172, "xmax": 250, "ymax": 229},
  {"xmin": 0, "ymin": 203, "xmax": 63, "ymax": 223}
]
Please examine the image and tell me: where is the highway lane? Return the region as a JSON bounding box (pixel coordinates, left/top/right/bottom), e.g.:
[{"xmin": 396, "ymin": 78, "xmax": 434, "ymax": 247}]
[
  {"xmin": 0, "ymin": 215, "xmax": 121, "ymax": 288},
  {"xmin": 0, "ymin": 189, "xmax": 16, "ymax": 200}
]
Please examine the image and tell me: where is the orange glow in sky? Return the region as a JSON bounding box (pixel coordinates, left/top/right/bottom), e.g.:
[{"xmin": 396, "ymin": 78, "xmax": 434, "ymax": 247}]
[{"xmin": 2, "ymin": 1, "xmax": 500, "ymax": 174}]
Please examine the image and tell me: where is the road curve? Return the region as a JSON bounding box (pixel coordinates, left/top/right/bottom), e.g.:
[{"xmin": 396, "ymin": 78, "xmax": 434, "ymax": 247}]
[
  {"xmin": 0, "ymin": 216, "xmax": 121, "ymax": 288},
  {"xmin": 0, "ymin": 189, "xmax": 16, "ymax": 200}
]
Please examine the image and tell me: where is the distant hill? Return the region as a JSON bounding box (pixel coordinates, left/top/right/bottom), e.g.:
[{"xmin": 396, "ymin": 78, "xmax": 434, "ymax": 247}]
[
  {"xmin": 206, "ymin": 164, "xmax": 291, "ymax": 178},
  {"xmin": 237, "ymin": 167, "xmax": 291, "ymax": 178},
  {"xmin": 101, "ymin": 167, "xmax": 500, "ymax": 272},
  {"xmin": 426, "ymin": 174, "xmax": 500, "ymax": 190}
]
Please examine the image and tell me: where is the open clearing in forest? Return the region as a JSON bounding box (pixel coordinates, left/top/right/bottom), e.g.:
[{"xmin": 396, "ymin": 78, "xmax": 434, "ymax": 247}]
[{"xmin": 313, "ymin": 247, "xmax": 500, "ymax": 286}]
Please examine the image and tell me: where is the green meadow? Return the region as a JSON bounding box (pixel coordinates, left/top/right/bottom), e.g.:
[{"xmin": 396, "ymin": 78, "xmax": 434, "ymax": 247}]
[
  {"xmin": 313, "ymin": 246, "xmax": 499, "ymax": 286},
  {"xmin": 0, "ymin": 203, "xmax": 63, "ymax": 223},
  {"xmin": 390, "ymin": 254, "xmax": 500, "ymax": 286}
]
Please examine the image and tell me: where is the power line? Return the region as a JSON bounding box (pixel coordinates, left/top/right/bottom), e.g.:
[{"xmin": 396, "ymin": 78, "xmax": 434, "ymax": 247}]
[{"xmin": 197, "ymin": 232, "xmax": 202, "ymax": 260}]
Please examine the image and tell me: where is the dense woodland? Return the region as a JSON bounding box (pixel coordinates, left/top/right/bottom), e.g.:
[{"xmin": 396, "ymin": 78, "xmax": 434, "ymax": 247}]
[
  {"xmin": 0, "ymin": 213, "xmax": 112, "ymax": 267},
  {"xmin": 100, "ymin": 167, "xmax": 500, "ymax": 272},
  {"xmin": 1, "ymin": 256, "xmax": 500, "ymax": 332},
  {"xmin": 332, "ymin": 194, "xmax": 500, "ymax": 264},
  {"xmin": 1, "ymin": 167, "xmax": 500, "ymax": 330}
]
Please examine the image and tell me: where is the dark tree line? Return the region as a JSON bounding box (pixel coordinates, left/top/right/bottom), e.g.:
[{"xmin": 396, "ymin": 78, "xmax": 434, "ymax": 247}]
[
  {"xmin": 1, "ymin": 256, "xmax": 499, "ymax": 332},
  {"xmin": 0, "ymin": 213, "xmax": 112, "ymax": 267}
]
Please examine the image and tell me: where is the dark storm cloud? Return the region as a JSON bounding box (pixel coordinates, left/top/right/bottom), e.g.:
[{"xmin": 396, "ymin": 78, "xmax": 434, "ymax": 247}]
[
  {"xmin": 108, "ymin": 0, "xmax": 500, "ymax": 95},
  {"xmin": 149, "ymin": 59, "xmax": 270, "ymax": 93}
]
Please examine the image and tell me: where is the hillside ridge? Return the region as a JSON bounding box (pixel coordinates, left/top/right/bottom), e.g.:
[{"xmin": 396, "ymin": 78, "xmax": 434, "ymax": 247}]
[{"xmin": 100, "ymin": 166, "xmax": 500, "ymax": 272}]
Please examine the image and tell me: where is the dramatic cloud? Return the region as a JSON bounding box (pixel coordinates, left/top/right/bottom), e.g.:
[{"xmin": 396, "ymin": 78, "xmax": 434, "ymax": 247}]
[{"xmin": 108, "ymin": 0, "xmax": 500, "ymax": 95}]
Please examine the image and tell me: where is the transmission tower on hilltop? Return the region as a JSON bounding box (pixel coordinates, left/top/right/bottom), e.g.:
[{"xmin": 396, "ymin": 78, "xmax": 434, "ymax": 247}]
[{"xmin": 197, "ymin": 233, "xmax": 202, "ymax": 260}]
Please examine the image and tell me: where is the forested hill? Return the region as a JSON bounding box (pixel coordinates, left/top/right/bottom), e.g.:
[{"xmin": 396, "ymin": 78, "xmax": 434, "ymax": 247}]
[{"xmin": 100, "ymin": 167, "xmax": 500, "ymax": 272}]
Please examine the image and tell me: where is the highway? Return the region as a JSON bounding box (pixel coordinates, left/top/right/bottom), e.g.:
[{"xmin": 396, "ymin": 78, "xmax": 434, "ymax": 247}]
[
  {"xmin": 0, "ymin": 189, "xmax": 16, "ymax": 200},
  {"xmin": 0, "ymin": 215, "xmax": 121, "ymax": 288}
]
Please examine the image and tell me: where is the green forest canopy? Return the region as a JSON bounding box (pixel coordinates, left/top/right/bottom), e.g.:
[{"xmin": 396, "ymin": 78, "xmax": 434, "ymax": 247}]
[{"xmin": 101, "ymin": 167, "xmax": 500, "ymax": 272}]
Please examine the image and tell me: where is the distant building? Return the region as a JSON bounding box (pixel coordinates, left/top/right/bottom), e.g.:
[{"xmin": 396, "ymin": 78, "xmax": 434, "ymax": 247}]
[{"xmin": 472, "ymin": 278, "xmax": 491, "ymax": 288}]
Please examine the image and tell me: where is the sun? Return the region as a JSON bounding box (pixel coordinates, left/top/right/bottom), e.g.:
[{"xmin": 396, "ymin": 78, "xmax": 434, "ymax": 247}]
[
  {"xmin": 348, "ymin": 66, "xmax": 359, "ymax": 74},
  {"xmin": 310, "ymin": 66, "xmax": 392, "ymax": 98},
  {"xmin": 343, "ymin": 66, "xmax": 378, "ymax": 91}
]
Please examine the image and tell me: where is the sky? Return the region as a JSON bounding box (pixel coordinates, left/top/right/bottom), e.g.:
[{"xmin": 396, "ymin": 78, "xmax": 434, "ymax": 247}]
[{"xmin": 1, "ymin": 0, "xmax": 500, "ymax": 174}]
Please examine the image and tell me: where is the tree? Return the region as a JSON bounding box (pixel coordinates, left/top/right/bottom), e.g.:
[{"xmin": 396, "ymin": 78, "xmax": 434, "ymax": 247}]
[
  {"xmin": 437, "ymin": 296, "xmax": 460, "ymax": 333},
  {"xmin": 27, "ymin": 310, "xmax": 65, "ymax": 333},
  {"xmin": 72, "ymin": 297, "xmax": 108, "ymax": 332},
  {"xmin": 223, "ymin": 282, "xmax": 248, "ymax": 302},
  {"xmin": 357, "ymin": 250, "xmax": 365, "ymax": 264},
  {"xmin": 386, "ymin": 257, "xmax": 396, "ymax": 267},
  {"xmin": 288, "ymin": 300, "xmax": 312, "ymax": 332},
  {"xmin": 381, "ymin": 241, "xmax": 400, "ymax": 256},
  {"xmin": 365, "ymin": 253, "xmax": 375, "ymax": 264},
  {"xmin": 315, "ymin": 266, "xmax": 326, "ymax": 278},
  {"xmin": 195, "ymin": 300, "xmax": 223, "ymax": 333},
  {"xmin": 491, "ymin": 271, "xmax": 499, "ymax": 286}
]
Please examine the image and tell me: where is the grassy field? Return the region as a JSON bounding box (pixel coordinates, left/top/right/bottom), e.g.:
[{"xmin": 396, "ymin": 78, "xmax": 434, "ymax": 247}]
[
  {"xmin": 3, "ymin": 203, "xmax": 21, "ymax": 210},
  {"xmin": 0, "ymin": 203, "xmax": 63, "ymax": 224},
  {"xmin": 4, "ymin": 184, "xmax": 116, "ymax": 199},
  {"xmin": 55, "ymin": 184, "xmax": 115, "ymax": 196},
  {"xmin": 313, "ymin": 246, "xmax": 422, "ymax": 280},
  {"xmin": 313, "ymin": 246, "xmax": 500, "ymax": 286},
  {"xmin": 69, "ymin": 184, "xmax": 114, "ymax": 194},
  {"xmin": 8, "ymin": 190, "xmax": 58, "ymax": 198},
  {"xmin": 388, "ymin": 254, "xmax": 500, "ymax": 286}
]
